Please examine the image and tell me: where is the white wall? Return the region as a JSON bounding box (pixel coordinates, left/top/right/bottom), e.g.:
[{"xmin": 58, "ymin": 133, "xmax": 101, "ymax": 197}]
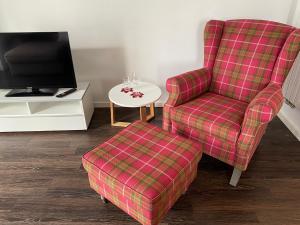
[
  {"xmin": 278, "ymin": 0, "xmax": 300, "ymax": 141},
  {"xmin": 0, "ymin": 0, "xmax": 295, "ymax": 106},
  {"xmin": 288, "ymin": 0, "xmax": 300, "ymax": 26}
]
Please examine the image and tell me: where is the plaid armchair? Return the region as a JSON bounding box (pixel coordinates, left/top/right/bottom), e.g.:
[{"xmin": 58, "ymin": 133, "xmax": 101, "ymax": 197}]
[{"xmin": 163, "ymin": 19, "xmax": 300, "ymax": 186}]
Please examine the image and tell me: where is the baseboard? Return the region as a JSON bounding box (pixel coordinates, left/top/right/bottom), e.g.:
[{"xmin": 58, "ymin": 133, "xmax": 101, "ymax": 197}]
[
  {"xmin": 93, "ymin": 101, "xmax": 110, "ymax": 108},
  {"xmin": 93, "ymin": 101, "xmax": 164, "ymax": 108},
  {"xmin": 278, "ymin": 103, "xmax": 300, "ymax": 141}
]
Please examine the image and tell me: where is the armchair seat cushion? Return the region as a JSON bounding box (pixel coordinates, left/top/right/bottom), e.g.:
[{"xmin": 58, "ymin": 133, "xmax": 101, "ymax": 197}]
[{"xmin": 170, "ymin": 92, "xmax": 248, "ymax": 143}]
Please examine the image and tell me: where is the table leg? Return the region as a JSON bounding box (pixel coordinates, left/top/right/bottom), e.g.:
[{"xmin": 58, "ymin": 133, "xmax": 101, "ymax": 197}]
[
  {"xmin": 146, "ymin": 103, "xmax": 155, "ymax": 121},
  {"xmin": 140, "ymin": 103, "xmax": 155, "ymax": 122},
  {"xmin": 110, "ymin": 101, "xmax": 115, "ymax": 126},
  {"xmin": 140, "ymin": 106, "xmax": 147, "ymax": 122},
  {"xmin": 110, "ymin": 101, "xmax": 130, "ymax": 127},
  {"xmin": 110, "ymin": 102, "xmax": 156, "ymax": 127}
]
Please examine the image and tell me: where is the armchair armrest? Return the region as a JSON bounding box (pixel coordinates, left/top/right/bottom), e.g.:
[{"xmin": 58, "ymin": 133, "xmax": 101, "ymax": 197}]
[
  {"xmin": 236, "ymin": 83, "xmax": 284, "ymax": 170},
  {"xmin": 165, "ymin": 68, "xmax": 211, "ymax": 107},
  {"xmin": 246, "ymin": 83, "xmax": 284, "ymax": 123},
  {"xmin": 163, "ymin": 68, "xmax": 211, "ymax": 131}
]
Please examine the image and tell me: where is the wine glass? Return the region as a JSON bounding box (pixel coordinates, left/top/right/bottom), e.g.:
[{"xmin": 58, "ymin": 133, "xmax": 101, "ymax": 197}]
[
  {"xmin": 132, "ymin": 72, "xmax": 138, "ymax": 84},
  {"xmin": 122, "ymin": 75, "xmax": 131, "ymax": 86}
]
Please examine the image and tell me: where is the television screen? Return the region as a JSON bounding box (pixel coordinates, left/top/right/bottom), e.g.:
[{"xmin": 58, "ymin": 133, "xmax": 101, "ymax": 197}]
[{"xmin": 0, "ymin": 32, "xmax": 76, "ymax": 92}]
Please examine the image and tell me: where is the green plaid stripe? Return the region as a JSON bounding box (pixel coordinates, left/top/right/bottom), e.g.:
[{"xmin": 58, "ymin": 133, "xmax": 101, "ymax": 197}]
[
  {"xmin": 204, "ymin": 20, "xmax": 225, "ymax": 69},
  {"xmin": 170, "ymin": 92, "xmax": 248, "ymax": 143},
  {"xmin": 210, "ymin": 20, "xmax": 293, "ymax": 102},
  {"xmin": 236, "ymin": 83, "xmax": 284, "ymax": 170},
  {"xmin": 163, "ymin": 68, "xmax": 211, "ymax": 131},
  {"xmin": 82, "ymin": 121, "xmax": 202, "ymax": 225},
  {"xmin": 271, "ymin": 29, "xmax": 300, "ymax": 84},
  {"xmin": 163, "ymin": 19, "xmax": 298, "ymax": 171}
]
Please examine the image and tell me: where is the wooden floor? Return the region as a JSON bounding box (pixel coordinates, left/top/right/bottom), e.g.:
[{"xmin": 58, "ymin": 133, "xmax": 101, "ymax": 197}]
[{"xmin": 0, "ymin": 108, "xmax": 300, "ymax": 225}]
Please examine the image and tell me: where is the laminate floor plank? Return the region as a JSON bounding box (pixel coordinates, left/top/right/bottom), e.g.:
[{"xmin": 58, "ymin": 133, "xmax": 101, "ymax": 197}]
[{"xmin": 0, "ymin": 108, "xmax": 299, "ymax": 224}]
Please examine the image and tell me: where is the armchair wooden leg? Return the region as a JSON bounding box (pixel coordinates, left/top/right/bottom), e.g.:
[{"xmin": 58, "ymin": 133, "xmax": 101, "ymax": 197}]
[{"xmin": 229, "ymin": 167, "xmax": 242, "ymax": 187}]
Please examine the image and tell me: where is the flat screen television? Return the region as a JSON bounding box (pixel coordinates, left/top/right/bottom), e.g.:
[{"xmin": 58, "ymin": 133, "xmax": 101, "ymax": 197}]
[{"xmin": 0, "ymin": 32, "xmax": 76, "ymax": 97}]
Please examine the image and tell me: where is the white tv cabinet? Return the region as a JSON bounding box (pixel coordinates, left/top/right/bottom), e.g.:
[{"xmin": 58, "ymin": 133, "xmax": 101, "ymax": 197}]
[{"xmin": 0, "ymin": 82, "xmax": 94, "ymax": 132}]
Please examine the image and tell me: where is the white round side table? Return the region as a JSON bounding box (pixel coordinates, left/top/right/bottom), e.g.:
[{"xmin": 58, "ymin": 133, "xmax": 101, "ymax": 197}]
[{"xmin": 108, "ymin": 81, "xmax": 161, "ymax": 127}]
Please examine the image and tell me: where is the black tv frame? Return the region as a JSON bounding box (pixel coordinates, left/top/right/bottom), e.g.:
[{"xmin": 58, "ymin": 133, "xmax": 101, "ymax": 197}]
[{"xmin": 0, "ymin": 31, "xmax": 77, "ymax": 97}]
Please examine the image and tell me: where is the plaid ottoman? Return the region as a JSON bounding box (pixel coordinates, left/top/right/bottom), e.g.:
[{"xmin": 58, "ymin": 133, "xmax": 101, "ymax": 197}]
[{"xmin": 82, "ymin": 121, "xmax": 202, "ymax": 225}]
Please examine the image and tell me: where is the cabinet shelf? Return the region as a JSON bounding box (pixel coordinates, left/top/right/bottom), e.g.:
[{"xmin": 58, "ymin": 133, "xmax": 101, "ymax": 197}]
[
  {"xmin": 29, "ymin": 101, "xmax": 83, "ymax": 116},
  {"xmin": 0, "ymin": 103, "xmax": 30, "ymax": 116},
  {"xmin": 0, "ymin": 82, "xmax": 94, "ymax": 132}
]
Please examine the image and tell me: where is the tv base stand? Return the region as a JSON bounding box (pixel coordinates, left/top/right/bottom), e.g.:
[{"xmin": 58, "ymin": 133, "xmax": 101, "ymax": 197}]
[{"xmin": 5, "ymin": 87, "xmax": 58, "ymax": 97}]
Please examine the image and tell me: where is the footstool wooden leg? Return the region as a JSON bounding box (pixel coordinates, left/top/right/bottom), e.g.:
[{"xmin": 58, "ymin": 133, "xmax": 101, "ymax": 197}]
[{"xmin": 100, "ymin": 195, "xmax": 108, "ymax": 204}]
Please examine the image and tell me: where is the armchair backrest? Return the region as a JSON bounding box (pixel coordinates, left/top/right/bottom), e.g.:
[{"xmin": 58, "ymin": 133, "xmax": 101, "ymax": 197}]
[{"xmin": 204, "ymin": 19, "xmax": 300, "ymax": 103}]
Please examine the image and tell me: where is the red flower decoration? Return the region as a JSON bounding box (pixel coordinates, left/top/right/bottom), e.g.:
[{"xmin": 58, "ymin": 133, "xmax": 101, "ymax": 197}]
[
  {"xmin": 121, "ymin": 87, "xmax": 133, "ymax": 93},
  {"xmin": 130, "ymin": 91, "xmax": 144, "ymax": 98}
]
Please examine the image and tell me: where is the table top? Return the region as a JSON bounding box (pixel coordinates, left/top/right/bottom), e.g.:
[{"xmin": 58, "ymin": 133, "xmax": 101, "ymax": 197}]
[{"xmin": 108, "ymin": 81, "xmax": 161, "ymax": 107}]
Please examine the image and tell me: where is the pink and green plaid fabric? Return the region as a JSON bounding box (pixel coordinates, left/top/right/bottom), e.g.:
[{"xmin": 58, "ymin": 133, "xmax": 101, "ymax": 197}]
[
  {"xmin": 210, "ymin": 19, "xmax": 294, "ymax": 102},
  {"xmin": 170, "ymin": 92, "xmax": 248, "ymax": 144},
  {"xmin": 204, "ymin": 20, "xmax": 225, "ymax": 70},
  {"xmin": 163, "ymin": 68, "xmax": 211, "ymax": 131},
  {"xmin": 271, "ymin": 29, "xmax": 300, "ymax": 84},
  {"xmin": 163, "ymin": 19, "xmax": 300, "ymax": 171},
  {"xmin": 236, "ymin": 83, "xmax": 284, "ymax": 169},
  {"xmin": 165, "ymin": 68, "xmax": 211, "ymax": 107},
  {"xmin": 171, "ymin": 121, "xmax": 237, "ymax": 166},
  {"xmin": 82, "ymin": 121, "xmax": 202, "ymax": 225}
]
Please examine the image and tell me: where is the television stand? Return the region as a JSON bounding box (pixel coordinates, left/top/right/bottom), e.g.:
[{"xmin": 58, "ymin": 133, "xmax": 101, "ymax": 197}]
[
  {"xmin": 5, "ymin": 87, "xmax": 58, "ymax": 97},
  {"xmin": 0, "ymin": 82, "xmax": 94, "ymax": 132}
]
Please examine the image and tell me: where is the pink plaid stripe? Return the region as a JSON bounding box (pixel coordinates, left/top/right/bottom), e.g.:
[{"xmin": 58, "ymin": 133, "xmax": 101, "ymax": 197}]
[
  {"xmin": 162, "ymin": 105, "xmax": 173, "ymax": 131},
  {"xmin": 210, "ymin": 19, "xmax": 293, "ymax": 102},
  {"xmin": 235, "ymin": 123, "xmax": 268, "ymax": 170},
  {"xmin": 271, "ymin": 29, "xmax": 300, "ymax": 85},
  {"xmin": 163, "ymin": 19, "xmax": 299, "ymax": 171},
  {"xmin": 170, "ymin": 92, "xmax": 248, "ymax": 143},
  {"xmin": 88, "ymin": 167, "xmax": 198, "ymax": 225},
  {"xmin": 165, "ymin": 68, "xmax": 211, "ymax": 106},
  {"xmin": 82, "ymin": 121, "xmax": 202, "ymax": 225},
  {"xmin": 163, "ymin": 68, "xmax": 211, "ymax": 131},
  {"xmin": 236, "ymin": 83, "xmax": 283, "ymax": 169},
  {"xmin": 171, "ymin": 121, "xmax": 237, "ymax": 166},
  {"xmin": 204, "ymin": 20, "xmax": 225, "ymax": 69},
  {"xmin": 246, "ymin": 83, "xmax": 284, "ymax": 122}
]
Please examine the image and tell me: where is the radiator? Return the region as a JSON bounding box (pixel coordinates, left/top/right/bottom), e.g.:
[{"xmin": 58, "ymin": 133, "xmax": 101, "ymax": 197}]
[{"xmin": 283, "ymin": 52, "xmax": 300, "ymax": 108}]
